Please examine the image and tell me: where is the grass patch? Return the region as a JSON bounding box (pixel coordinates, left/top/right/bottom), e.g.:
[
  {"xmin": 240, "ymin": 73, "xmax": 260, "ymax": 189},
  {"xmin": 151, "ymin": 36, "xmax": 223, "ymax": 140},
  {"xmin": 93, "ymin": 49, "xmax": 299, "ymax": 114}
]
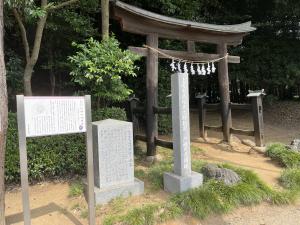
[
  {"xmin": 135, "ymin": 169, "xmax": 147, "ymax": 180},
  {"xmin": 269, "ymin": 189, "xmax": 298, "ymax": 205},
  {"xmin": 69, "ymin": 180, "xmax": 84, "ymax": 197},
  {"xmin": 147, "ymin": 160, "xmax": 173, "ymax": 190},
  {"xmin": 192, "ymin": 160, "xmax": 207, "ymax": 172},
  {"xmin": 145, "ymin": 158, "xmax": 206, "ymax": 190},
  {"xmin": 171, "ymin": 182, "xmax": 230, "ymax": 219},
  {"xmin": 70, "ymin": 203, "xmax": 81, "ymax": 211},
  {"xmin": 80, "ymin": 209, "xmax": 88, "ymax": 219},
  {"xmin": 280, "ymin": 168, "xmax": 300, "ymax": 190},
  {"xmin": 134, "ymin": 144, "xmax": 146, "ymax": 163},
  {"xmin": 265, "ymin": 143, "xmax": 300, "ymax": 168},
  {"xmin": 191, "ymin": 145, "xmax": 204, "ymax": 155},
  {"xmin": 157, "ymin": 146, "xmax": 173, "ymax": 161},
  {"xmin": 103, "ymin": 160, "xmax": 298, "ymax": 225},
  {"xmin": 170, "ymin": 165, "xmax": 288, "ymax": 220},
  {"xmin": 110, "ymin": 197, "xmax": 126, "ymax": 214},
  {"xmin": 102, "ymin": 144, "xmax": 300, "ymax": 224},
  {"xmin": 103, "ymin": 203, "xmax": 182, "ymax": 225}
]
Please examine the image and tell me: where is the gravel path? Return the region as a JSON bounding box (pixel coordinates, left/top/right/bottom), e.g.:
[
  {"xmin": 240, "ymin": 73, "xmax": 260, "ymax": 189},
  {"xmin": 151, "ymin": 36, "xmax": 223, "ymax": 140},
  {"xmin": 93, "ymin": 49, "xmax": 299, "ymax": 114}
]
[{"xmin": 201, "ymin": 202, "xmax": 300, "ymax": 225}]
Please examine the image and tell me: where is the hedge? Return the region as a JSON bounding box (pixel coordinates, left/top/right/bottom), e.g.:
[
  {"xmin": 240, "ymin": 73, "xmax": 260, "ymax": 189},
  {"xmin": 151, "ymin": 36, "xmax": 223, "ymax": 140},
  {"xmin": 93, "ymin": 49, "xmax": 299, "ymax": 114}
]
[{"xmin": 5, "ymin": 107, "xmax": 127, "ymax": 184}]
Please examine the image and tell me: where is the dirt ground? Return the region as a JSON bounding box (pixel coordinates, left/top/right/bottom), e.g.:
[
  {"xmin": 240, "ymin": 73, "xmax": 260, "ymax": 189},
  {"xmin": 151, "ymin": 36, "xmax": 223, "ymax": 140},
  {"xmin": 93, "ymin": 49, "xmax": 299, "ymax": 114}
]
[
  {"xmin": 5, "ymin": 102, "xmax": 300, "ymax": 225},
  {"xmin": 5, "ymin": 139, "xmax": 297, "ymax": 225}
]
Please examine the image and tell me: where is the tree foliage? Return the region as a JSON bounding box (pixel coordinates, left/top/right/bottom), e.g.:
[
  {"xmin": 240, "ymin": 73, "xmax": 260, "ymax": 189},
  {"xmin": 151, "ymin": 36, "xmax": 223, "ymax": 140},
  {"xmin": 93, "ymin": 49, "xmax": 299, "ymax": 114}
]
[
  {"xmin": 119, "ymin": 0, "xmax": 300, "ymax": 101},
  {"xmin": 4, "ymin": 0, "xmax": 300, "ymax": 102},
  {"xmin": 68, "ymin": 36, "xmax": 140, "ymax": 104}
]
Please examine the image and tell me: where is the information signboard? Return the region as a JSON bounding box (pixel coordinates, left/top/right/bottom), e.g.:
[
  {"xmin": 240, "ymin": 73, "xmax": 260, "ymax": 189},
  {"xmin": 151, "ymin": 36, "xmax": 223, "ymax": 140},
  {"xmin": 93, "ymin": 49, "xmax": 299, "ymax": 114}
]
[
  {"xmin": 24, "ymin": 97, "xmax": 86, "ymax": 137},
  {"xmin": 17, "ymin": 95, "xmax": 95, "ymax": 225}
]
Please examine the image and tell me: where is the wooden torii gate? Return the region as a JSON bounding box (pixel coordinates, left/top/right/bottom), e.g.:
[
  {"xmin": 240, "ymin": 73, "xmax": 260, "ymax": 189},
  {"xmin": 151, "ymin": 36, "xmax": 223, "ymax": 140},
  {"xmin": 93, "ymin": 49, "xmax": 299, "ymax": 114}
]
[{"xmin": 111, "ymin": 0, "xmax": 256, "ymax": 158}]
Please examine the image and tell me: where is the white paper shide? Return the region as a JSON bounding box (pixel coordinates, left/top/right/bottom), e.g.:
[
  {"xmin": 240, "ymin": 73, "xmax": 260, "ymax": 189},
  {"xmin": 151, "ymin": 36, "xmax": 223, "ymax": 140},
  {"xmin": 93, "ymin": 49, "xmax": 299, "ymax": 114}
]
[{"xmin": 24, "ymin": 97, "xmax": 86, "ymax": 137}]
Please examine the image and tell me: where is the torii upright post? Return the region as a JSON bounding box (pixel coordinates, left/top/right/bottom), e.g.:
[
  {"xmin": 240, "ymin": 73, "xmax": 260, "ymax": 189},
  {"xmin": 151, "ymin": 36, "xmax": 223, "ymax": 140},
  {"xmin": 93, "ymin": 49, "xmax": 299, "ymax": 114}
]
[
  {"xmin": 146, "ymin": 33, "xmax": 158, "ymax": 159},
  {"xmin": 217, "ymin": 43, "xmax": 232, "ymax": 142}
]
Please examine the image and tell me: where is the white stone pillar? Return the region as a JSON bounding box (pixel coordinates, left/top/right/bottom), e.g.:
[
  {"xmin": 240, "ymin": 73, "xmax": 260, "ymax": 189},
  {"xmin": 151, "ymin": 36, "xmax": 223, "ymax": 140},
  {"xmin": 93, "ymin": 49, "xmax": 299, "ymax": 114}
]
[
  {"xmin": 172, "ymin": 72, "xmax": 191, "ymax": 177},
  {"xmin": 163, "ymin": 73, "xmax": 203, "ymax": 193}
]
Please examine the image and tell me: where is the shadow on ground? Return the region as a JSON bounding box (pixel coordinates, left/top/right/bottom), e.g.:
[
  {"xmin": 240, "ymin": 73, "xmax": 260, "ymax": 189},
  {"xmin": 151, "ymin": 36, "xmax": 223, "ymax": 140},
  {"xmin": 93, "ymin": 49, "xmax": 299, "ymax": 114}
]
[{"xmin": 6, "ymin": 202, "xmax": 83, "ymax": 225}]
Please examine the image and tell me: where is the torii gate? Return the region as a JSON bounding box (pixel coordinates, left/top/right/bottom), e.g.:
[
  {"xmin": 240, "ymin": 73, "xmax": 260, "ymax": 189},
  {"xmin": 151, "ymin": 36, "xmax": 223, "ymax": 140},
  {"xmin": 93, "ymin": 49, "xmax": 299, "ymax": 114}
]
[{"xmin": 111, "ymin": 1, "xmax": 256, "ymax": 158}]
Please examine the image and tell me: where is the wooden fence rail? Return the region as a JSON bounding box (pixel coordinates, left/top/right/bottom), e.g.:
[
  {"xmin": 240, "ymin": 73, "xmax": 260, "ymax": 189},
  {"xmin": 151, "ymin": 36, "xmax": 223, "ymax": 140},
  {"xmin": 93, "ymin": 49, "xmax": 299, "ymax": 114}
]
[
  {"xmin": 135, "ymin": 134, "xmax": 173, "ymax": 149},
  {"xmin": 129, "ymin": 90, "xmax": 265, "ymax": 150},
  {"xmin": 196, "ymin": 91, "xmax": 265, "ymax": 147}
]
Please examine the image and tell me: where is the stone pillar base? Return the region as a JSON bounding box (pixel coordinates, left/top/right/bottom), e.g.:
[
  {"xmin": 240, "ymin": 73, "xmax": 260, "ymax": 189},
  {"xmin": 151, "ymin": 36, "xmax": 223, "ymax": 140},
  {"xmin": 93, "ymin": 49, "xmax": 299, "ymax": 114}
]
[
  {"xmin": 163, "ymin": 171, "xmax": 203, "ymax": 193},
  {"xmin": 84, "ymin": 178, "xmax": 144, "ymax": 205}
]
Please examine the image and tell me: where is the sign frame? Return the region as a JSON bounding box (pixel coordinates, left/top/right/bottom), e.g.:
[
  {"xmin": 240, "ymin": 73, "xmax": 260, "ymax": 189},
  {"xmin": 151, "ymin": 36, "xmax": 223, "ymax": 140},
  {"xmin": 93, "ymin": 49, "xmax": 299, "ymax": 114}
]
[{"xmin": 16, "ymin": 95, "xmax": 96, "ymax": 225}]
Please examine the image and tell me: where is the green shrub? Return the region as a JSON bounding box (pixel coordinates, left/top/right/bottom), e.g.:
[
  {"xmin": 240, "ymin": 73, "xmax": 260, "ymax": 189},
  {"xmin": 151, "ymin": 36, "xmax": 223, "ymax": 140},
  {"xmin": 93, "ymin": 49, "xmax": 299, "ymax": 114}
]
[
  {"xmin": 265, "ymin": 143, "xmax": 300, "ymax": 168},
  {"xmin": 92, "ymin": 107, "xmax": 127, "ymax": 121},
  {"xmin": 69, "ymin": 36, "xmax": 140, "ymax": 103},
  {"xmin": 158, "ymin": 114, "xmax": 172, "ymax": 135},
  {"xmin": 5, "ymin": 107, "xmax": 126, "ymax": 183}
]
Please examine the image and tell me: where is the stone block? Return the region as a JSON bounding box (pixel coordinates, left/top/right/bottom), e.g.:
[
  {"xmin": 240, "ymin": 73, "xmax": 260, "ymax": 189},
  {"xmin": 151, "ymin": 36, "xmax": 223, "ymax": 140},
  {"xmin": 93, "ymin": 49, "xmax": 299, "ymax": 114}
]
[
  {"xmin": 84, "ymin": 178, "xmax": 144, "ymax": 205},
  {"xmin": 163, "ymin": 171, "xmax": 203, "ymax": 193},
  {"xmin": 90, "ymin": 119, "xmax": 144, "ymax": 204}
]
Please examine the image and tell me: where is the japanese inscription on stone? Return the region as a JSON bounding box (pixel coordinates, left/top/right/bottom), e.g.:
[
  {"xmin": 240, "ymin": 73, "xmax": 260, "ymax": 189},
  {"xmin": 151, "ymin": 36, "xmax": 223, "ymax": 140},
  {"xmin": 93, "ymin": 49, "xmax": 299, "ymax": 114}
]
[
  {"xmin": 93, "ymin": 120, "xmax": 134, "ymax": 189},
  {"xmin": 180, "ymin": 74, "xmax": 191, "ymax": 173},
  {"xmin": 171, "ymin": 72, "xmax": 191, "ymax": 177}
]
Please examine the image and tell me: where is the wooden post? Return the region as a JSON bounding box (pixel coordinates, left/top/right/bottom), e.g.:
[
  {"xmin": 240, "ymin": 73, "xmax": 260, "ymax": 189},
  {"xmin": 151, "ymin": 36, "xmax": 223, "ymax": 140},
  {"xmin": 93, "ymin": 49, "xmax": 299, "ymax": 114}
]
[
  {"xmin": 187, "ymin": 40, "xmax": 196, "ymax": 52},
  {"xmin": 217, "ymin": 43, "xmax": 232, "ymax": 142},
  {"xmin": 129, "ymin": 97, "xmax": 140, "ymax": 142},
  {"xmin": 247, "ymin": 91, "xmax": 265, "ymax": 147},
  {"xmin": 146, "ymin": 33, "xmax": 158, "ymax": 158},
  {"xmin": 101, "ymin": 0, "xmax": 110, "ymax": 40},
  {"xmin": 196, "ymin": 93, "xmax": 206, "ymax": 139}
]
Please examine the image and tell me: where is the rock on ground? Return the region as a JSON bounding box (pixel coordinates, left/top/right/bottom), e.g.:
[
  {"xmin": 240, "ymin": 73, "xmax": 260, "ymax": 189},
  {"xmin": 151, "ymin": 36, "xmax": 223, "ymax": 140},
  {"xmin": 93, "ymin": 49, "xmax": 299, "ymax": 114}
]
[
  {"xmin": 242, "ymin": 139, "xmax": 256, "ymax": 148},
  {"xmin": 202, "ymin": 164, "xmax": 241, "ymax": 185},
  {"xmin": 230, "ymin": 135, "xmax": 242, "ymax": 145},
  {"xmin": 290, "ymin": 139, "xmax": 300, "ymax": 152},
  {"xmin": 217, "ymin": 142, "xmax": 232, "ymax": 151},
  {"xmin": 252, "ymin": 146, "xmax": 266, "ymax": 154}
]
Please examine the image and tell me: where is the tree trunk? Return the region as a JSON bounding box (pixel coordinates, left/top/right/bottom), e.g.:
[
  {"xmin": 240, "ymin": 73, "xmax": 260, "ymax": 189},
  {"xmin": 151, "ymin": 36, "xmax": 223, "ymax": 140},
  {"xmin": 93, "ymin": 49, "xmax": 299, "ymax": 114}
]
[
  {"xmin": 23, "ymin": 63, "xmax": 34, "ymax": 96},
  {"xmin": 48, "ymin": 47, "xmax": 55, "ymax": 96},
  {"xmin": 0, "ymin": 0, "xmax": 8, "ymax": 223},
  {"xmin": 13, "ymin": 0, "xmax": 79, "ymax": 96},
  {"xmin": 13, "ymin": 0, "xmax": 48, "ymax": 96},
  {"xmin": 101, "ymin": 0, "xmax": 109, "ymax": 40},
  {"xmin": 50, "ymin": 69, "xmax": 55, "ymax": 96},
  {"xmin": 58, "ymin": 73, "xmax": 62, "ymax": 95}
]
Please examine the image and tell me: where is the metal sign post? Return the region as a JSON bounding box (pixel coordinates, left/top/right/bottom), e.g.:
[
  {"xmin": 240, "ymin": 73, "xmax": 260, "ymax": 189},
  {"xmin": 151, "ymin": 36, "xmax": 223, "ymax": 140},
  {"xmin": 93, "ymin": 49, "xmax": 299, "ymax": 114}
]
[
  {"xmin": 16, "ymin": 95, "xmax": 95, "ymax": 225},
  {"xmin": 16, "ymin": 95, "xmax": 31, "ymax": 225},
  {"xmin": 85, "ymin": 95, "xmax": 96, "ymax": 225}
]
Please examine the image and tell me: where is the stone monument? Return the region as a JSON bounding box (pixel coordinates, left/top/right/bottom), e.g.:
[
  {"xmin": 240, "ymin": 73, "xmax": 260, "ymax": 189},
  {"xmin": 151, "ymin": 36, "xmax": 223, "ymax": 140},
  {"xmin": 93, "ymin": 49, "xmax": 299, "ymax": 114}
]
[
  {"xmin": 90, "ymin": 119, "xmax": 144, "ymax": 204},
  {"xmin": 163, "ymin": 72, "xmax": 203, "ymax": 193}
]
